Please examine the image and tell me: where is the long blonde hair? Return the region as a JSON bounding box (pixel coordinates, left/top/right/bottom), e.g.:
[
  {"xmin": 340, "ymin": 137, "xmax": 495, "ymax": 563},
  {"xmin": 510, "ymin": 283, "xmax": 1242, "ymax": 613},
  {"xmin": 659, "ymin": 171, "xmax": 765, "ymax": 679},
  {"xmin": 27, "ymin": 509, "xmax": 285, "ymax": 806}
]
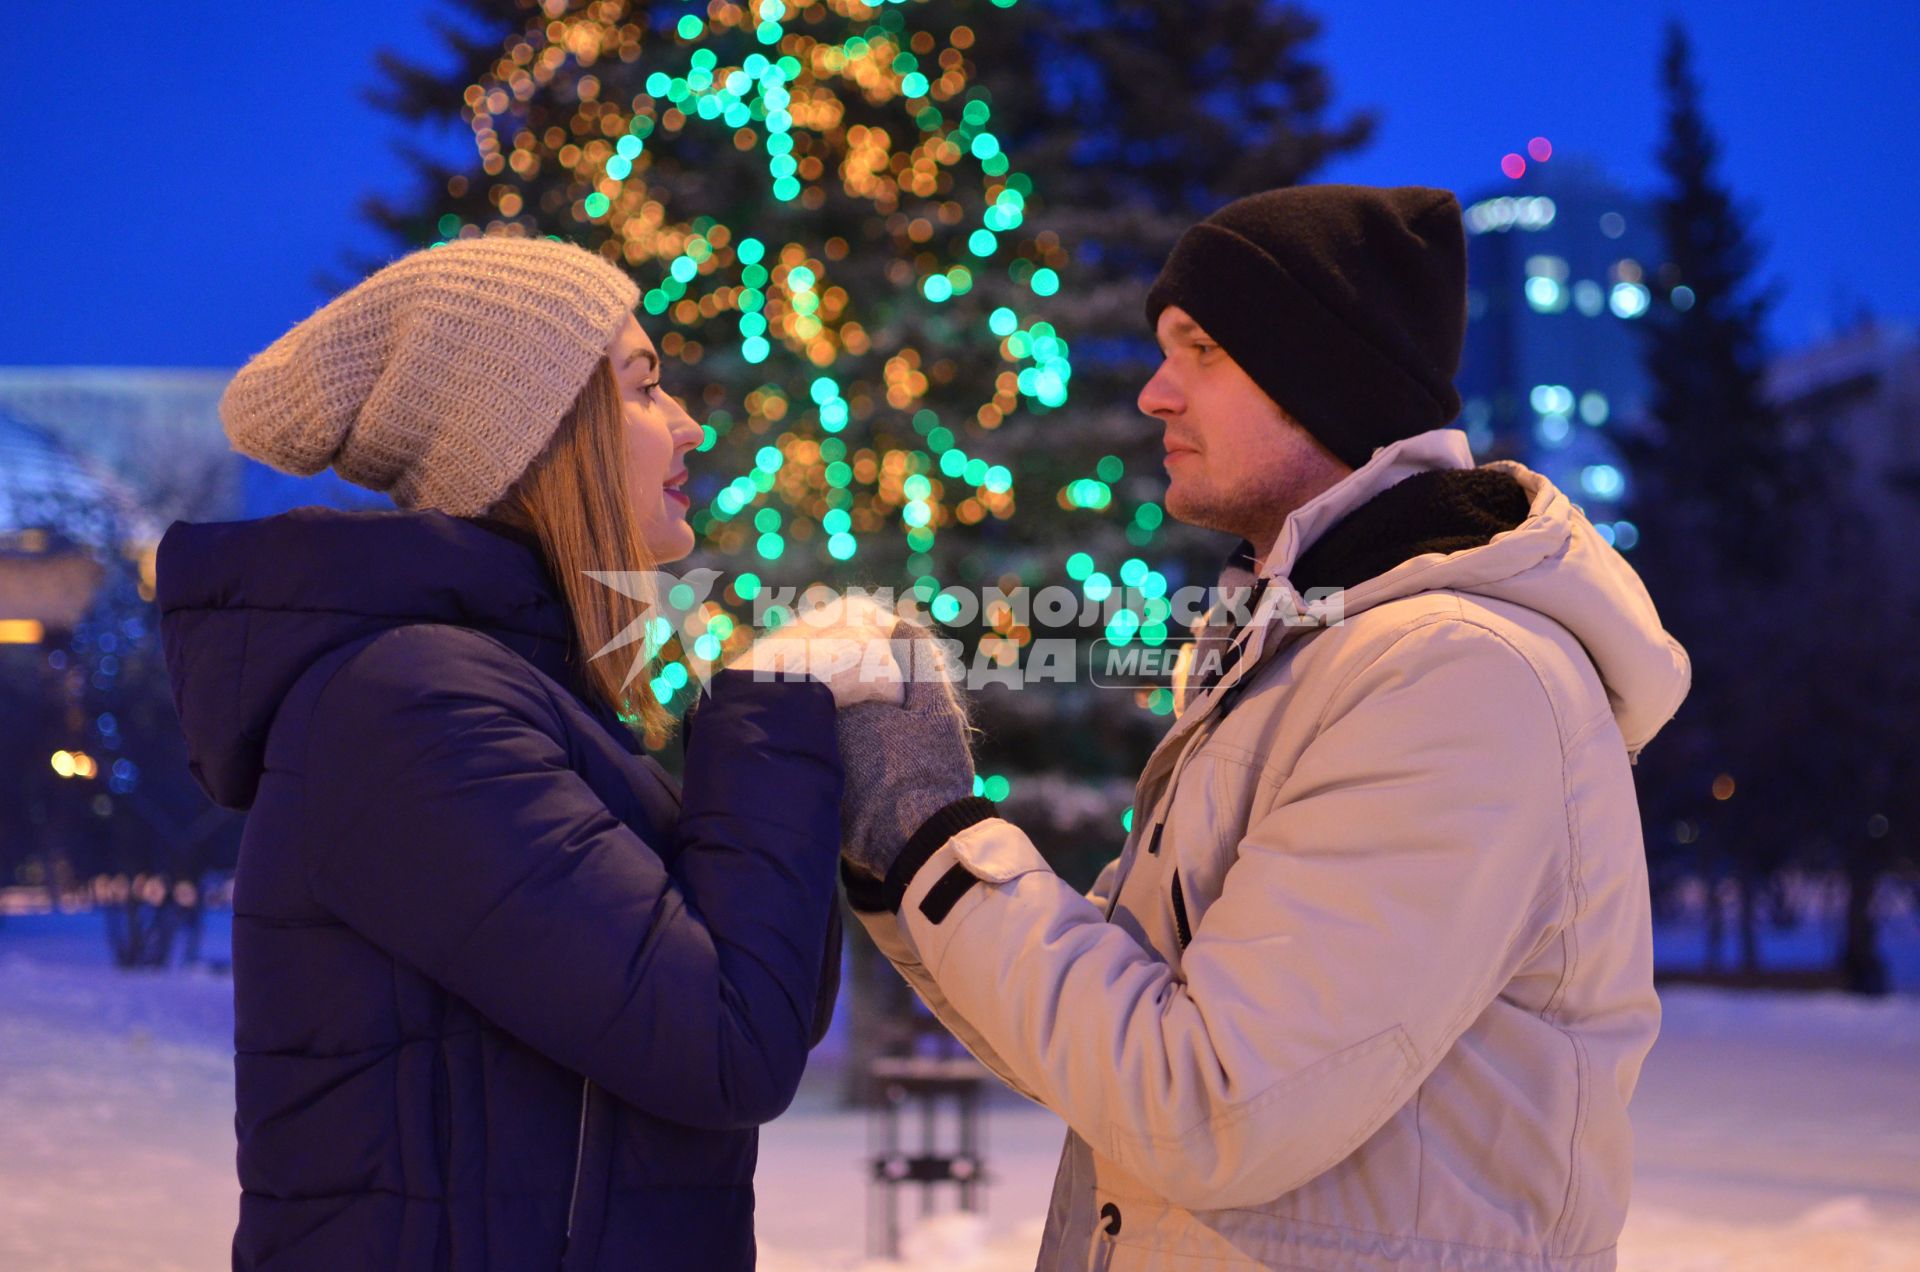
[{"xmin": 487, "ymin": 358, "xmax": 675, "ymax": 741}]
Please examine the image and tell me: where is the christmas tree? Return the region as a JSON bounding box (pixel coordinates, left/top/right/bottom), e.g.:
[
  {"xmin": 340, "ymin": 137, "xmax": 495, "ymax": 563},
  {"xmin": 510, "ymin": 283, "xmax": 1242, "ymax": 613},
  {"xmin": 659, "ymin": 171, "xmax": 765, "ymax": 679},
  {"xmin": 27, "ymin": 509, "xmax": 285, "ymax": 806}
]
[
  {"xmin": 364, "ymin": 0, "xmax": 1371, "ymax": 1091},
  {"xmin": 365, "ymin": 0, "xmax": 1370, "ymax": 840}
]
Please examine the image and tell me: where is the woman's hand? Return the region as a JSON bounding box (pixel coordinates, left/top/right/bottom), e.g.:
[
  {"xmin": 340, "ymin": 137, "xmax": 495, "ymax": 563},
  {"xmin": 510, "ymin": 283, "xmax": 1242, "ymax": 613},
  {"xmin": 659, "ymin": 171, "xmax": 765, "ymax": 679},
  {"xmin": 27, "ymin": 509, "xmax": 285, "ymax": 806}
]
[
  {"xmin": 834, "ymin": 609, "xmax": 978, "ymax": 881},
  {"xmin": 725, "ymin": 592, "xmax": 905, "ymax": 709}
]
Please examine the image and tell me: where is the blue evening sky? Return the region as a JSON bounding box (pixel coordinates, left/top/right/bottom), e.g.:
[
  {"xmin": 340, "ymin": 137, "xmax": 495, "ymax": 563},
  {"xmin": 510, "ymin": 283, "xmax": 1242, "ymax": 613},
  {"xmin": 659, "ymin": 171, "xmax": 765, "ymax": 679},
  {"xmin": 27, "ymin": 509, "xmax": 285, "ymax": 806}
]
[{"xmin": 2, "ymin": 0, "xmax": 1911, "ymax": 367}]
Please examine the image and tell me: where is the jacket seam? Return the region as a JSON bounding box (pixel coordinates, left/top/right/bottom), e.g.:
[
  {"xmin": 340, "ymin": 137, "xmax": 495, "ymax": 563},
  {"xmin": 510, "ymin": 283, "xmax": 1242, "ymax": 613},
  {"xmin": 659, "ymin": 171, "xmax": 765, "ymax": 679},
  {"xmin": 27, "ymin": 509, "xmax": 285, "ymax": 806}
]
[
  {"xmin": 239, "ymin": 1183, "xmax": 571, "ymax": 1204},
  {"xmin": 1198, "ymin": 1206, "xmax": 1617, "ymax": 1265},
  {"xmin": 1545, "ymin": 703, "xmax": 1593, "ymax": 1251},
  {"xmin": 1106, "ymin": 1023, "xmax": 1415, "ymax": 1154},
  {"xmin": 1426, "ymin": 603, "xmax": 1589, "ymax": 1180},
  {"xmin": 162, "ymin": 601, "xmax": 562, "ymax": 646},
  {"xmin": 1550, "ymin": 1027, "xmax": 1593, "ymax": 1254},
  {"xmin": 1412, "ymin": 1082, "xmax": 1425, "ymax": 1237},
  {"xmin": 236, "ymin": 1030, "xmax": 489, "ymax": 1059},
  {"xmin": 1542, "ymin": 686, "xmax": 1597, "ymax": 1252},
  {"xmin": 238, "ymin": 609, "xmax": 256, "ymax": 765}
]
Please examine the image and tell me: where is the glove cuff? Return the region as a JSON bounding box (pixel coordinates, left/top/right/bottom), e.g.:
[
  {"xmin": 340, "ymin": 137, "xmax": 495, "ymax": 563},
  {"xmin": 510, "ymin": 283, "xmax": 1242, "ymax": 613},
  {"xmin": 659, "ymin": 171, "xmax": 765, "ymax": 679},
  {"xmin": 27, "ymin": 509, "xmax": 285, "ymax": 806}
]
[{"xmin": 843, "ymin": 796, "xmax": 998, "ymax": 913}]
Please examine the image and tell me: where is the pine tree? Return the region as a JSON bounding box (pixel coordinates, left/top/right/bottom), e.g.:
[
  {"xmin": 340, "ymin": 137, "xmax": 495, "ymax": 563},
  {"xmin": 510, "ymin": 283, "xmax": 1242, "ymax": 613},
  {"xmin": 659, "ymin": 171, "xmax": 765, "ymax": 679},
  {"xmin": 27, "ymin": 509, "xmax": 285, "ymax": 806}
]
[
  {"xmin": 1629, "ymin": 21, "xmax": 1794, "ymax": 581},
  {"xmin": 363, "ymin": 0, "xmax": 1368, "ymax": 805},
  {"xmin": 362, "ymin": 0, "xmax": 1372, "ymax": 1087},
  {"xmin": 1624, "ymin": 23, "xmax": 1838, "ymax": 980}
]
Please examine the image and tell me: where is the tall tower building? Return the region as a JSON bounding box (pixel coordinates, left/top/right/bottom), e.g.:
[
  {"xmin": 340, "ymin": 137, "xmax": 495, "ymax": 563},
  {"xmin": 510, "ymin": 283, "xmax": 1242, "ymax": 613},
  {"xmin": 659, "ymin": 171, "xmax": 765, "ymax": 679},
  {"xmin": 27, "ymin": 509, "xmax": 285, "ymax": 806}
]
[{"xmin": 1457, "ymin": 149, "xmax": 1672, "ymax": 549}]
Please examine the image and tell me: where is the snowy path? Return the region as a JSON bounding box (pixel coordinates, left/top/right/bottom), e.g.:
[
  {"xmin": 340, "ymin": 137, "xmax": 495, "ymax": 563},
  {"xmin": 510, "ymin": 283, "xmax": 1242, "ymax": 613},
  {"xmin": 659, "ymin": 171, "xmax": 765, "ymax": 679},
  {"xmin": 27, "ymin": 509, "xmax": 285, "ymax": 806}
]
[{"xmin": 3, "ymin": 948, "xmax": 1918, "ymax": 1270}]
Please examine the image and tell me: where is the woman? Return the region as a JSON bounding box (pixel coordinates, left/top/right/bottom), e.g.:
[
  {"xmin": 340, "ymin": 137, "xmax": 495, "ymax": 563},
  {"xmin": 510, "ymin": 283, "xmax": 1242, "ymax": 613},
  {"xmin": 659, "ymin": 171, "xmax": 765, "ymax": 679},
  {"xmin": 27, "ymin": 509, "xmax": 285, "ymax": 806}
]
[{"xmin": 155, "ymin": 236, "xmax": 894, "ymax": 1270}]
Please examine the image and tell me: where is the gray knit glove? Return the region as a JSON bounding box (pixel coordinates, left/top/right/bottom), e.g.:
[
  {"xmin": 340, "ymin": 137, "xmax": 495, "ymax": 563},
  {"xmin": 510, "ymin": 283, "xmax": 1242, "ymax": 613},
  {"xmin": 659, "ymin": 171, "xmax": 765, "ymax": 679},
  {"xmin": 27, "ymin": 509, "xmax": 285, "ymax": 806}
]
[{"xmin": 835, "ymin": 614, "xmax": 978, "ymax": 882}]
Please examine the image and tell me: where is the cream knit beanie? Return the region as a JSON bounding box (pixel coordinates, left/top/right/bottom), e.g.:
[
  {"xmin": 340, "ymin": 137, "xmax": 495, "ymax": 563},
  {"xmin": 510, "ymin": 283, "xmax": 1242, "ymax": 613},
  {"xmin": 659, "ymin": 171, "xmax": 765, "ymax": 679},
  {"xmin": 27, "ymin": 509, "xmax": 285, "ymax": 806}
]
[{"xmin": 220, "ymin": 235, "xmax": 640, "ymax": 516}]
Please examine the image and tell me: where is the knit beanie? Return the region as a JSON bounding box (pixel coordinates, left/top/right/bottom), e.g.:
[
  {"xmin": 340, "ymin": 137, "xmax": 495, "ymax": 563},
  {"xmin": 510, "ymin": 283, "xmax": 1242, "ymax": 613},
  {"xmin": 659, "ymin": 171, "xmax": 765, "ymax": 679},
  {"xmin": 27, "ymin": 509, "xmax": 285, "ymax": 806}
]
[
  {"xmin": 220, "ymin": 235, "xmax": 639, "ymax": 516},
  {"xmin": 1145, "ymin": 184, "xmax": 1466, "ymax": 469}
]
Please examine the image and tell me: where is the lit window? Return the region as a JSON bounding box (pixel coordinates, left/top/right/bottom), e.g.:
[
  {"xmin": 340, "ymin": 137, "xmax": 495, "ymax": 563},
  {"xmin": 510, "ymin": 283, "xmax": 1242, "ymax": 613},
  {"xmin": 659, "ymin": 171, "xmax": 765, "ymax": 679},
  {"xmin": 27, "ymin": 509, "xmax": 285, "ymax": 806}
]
[
  {"xmin": 1671, "ymin": 286, "xmax": 1696, "ymax": 311},
  {"xmin": 1573, "ymin": 280, "xmax": 1605, "ymax": 316},
  {"xmin": 1464, "ymin": 195, "xmax": 1556, "ymax": 234},
  {"xmin": 1524, "ymin": 259, "xmax": 1569, "ymax": 314},
  {"xmin": 1579, "ymin": 391, "xmax": 1609, "ymax": 425},
  {"xmin": 1530, "ymin": 384, "xmax": 1574, "ymax": 415},
  {"xmin": 1581, "ymin": 464, "xmax": 1625, "ymax": 499},
  {"xmin": 1535, "ymin": 415, "xmax": 1572, "ymax": 446},
  {"xmin": 1610, "ymin": 282, "xmax": 1651, "ymax": 320},
  {"xmin": 1517, "ymin": 197, "xmax": 1556, "ymax": 230},
  {"xmin": 1600, "ymin": 212, "xmax": 1626, "ymax": 238}
]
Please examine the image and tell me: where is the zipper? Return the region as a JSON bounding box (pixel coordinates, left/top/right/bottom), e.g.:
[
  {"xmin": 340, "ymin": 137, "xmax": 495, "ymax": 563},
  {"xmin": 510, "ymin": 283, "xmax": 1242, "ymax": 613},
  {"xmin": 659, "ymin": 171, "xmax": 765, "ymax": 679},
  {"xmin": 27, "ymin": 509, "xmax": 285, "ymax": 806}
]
[
  {"xmin": 1170, "ymin": 871, "xmax": 1193, "ymax": 949},
  {"xmin": 565, "ymin": 1078, "xmax": 592, "ymax": 1240}
]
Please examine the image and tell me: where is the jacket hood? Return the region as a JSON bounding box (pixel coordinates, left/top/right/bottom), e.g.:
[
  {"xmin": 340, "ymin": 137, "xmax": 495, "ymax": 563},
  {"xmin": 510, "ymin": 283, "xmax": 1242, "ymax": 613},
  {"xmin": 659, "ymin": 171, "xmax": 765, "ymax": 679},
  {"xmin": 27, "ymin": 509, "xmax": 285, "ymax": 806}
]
[
  {"xmin": 156, "ymin": 506, "xmax": 585, "ymax": 810},
  {"xmin": 1256, "ymin": 429, "xmax": 1692, "ymax": 755}
]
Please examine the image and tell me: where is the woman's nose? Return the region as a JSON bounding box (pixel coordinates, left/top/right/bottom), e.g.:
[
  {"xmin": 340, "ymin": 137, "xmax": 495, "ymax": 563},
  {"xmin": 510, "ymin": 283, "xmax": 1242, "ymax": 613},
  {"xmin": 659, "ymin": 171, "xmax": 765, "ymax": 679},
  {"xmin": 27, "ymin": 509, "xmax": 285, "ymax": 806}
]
[{"xmin": 672, "ymin": 403, "xmax": 704, "ymax": 451}]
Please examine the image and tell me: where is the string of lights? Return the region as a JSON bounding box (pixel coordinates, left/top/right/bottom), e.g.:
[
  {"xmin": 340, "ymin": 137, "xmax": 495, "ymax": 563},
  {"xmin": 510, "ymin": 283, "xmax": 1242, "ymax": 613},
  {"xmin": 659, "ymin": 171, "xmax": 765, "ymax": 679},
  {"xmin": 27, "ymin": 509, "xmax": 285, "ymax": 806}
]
[{"xmin": 433, "ymin": 0, "xmax": 1177, "ymax": 757}]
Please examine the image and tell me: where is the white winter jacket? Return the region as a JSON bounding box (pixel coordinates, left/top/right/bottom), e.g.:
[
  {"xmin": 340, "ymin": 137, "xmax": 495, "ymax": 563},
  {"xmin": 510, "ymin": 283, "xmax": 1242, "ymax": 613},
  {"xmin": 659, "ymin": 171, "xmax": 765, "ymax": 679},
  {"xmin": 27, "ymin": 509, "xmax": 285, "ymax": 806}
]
[{"xmin": 852, "ymin": 429, "xmax": 1691, "ymax": 1270}]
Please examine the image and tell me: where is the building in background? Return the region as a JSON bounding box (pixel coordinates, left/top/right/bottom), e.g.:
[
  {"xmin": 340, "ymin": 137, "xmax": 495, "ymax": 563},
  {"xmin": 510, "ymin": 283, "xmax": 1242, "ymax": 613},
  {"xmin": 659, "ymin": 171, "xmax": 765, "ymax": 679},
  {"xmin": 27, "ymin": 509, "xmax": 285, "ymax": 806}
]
[
  {"xmin": 0, "ymin": 368, "xmax": 386, "ymax": 532},
  {"xmin": 1457, "ymin": 150, "xmax": 1672, "ymax": 550},
  {"xmin": 0, "ymin": 371, "xmax": 385, "ymax": 921},
  {"xmin": 1768, "ymin": 318, "xmax": 1920, "ymax": 596},
  {"xmin": 0, "ymin": 412, "xmax": 135, "ymax": 646}
]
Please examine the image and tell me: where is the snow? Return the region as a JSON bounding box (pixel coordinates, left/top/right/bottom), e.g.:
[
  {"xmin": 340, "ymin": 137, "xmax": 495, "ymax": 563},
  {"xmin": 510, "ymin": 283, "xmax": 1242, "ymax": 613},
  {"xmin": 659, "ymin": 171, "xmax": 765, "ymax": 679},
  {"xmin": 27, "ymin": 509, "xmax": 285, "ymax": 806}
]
[{"xmin": 3, "ymin": 917, "xmax": 1918, "ymax": 1270}]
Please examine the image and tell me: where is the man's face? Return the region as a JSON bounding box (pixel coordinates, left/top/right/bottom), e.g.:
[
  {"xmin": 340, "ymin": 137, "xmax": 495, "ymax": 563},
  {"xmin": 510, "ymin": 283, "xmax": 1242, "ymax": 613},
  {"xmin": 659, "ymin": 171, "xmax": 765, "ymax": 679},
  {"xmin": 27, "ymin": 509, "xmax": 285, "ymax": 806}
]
[{"xmin": 1137, "ymin": 305, "xmax": 1350, "ymax": 556}]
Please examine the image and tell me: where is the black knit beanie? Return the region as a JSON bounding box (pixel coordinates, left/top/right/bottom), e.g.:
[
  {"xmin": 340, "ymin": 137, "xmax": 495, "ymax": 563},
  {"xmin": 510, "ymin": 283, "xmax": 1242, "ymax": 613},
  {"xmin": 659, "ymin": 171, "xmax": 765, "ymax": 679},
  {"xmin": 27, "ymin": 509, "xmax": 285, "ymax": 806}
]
[{"xmin": 1145, "ymin": 184, "xmax": 1467, "ymax": 470}]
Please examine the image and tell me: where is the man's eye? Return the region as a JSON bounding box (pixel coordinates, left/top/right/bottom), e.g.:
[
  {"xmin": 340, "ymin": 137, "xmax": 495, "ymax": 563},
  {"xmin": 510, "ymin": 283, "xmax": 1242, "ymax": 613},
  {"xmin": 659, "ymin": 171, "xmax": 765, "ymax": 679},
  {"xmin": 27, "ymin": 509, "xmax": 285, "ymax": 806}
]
[{"xmin": 1193, "ymin": 342, "xmax": 1217, "ymax": 355}]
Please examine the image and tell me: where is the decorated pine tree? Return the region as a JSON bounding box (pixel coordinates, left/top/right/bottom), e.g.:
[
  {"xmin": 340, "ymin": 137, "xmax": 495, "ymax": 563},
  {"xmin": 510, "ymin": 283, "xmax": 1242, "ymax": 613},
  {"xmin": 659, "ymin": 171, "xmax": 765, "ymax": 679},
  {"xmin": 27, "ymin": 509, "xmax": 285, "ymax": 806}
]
[
  {"xmin": 364, "ymin": 0, "xmax": 1370, "ymax": 822},
  {"xmin": 364, "ymin": 0, "xmax": 1372, "ymax": 1093}
]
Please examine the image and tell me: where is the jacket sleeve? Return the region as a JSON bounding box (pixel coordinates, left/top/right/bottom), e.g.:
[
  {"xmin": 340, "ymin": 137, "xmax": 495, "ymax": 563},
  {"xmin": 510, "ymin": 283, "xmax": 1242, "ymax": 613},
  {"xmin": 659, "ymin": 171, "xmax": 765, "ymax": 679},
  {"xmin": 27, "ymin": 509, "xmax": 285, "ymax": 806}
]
[
  {"xmin": 298, "ymin": 629, "xmax": 842, "ymax": 1130},
  {"xmin": 845, "ymin": 847, "xmax": 1124, "ymax": 1102},
  {"xmin": 861, "ymin": 619, "xmax": 1572, "ymax": 1209}
]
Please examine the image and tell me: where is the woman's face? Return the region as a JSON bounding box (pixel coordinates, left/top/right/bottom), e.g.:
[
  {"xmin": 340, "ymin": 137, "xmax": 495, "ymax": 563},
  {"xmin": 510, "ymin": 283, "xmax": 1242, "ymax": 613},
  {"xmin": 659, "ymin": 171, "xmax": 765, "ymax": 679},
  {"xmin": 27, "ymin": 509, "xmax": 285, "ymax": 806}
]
[{"xmin": 608, "ymin": 315, "xmax": 702, "ymax": 564}]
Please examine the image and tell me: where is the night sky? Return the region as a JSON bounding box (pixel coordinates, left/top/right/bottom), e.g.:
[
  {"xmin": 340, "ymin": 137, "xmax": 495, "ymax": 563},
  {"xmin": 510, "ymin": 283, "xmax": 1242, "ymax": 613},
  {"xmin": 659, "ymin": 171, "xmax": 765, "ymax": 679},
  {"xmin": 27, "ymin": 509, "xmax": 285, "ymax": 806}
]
[{"xmin": 3, "ymin": 0, "xmax": 1912, "ymax": 368}]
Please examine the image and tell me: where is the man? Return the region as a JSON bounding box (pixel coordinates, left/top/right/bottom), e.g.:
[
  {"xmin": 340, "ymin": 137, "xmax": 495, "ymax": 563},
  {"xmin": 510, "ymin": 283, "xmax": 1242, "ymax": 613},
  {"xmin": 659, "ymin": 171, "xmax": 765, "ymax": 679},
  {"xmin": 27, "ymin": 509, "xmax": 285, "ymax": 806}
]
[{"xmin": 830, "ymin": 184, "xmax": 1691, "ymax": 1270}]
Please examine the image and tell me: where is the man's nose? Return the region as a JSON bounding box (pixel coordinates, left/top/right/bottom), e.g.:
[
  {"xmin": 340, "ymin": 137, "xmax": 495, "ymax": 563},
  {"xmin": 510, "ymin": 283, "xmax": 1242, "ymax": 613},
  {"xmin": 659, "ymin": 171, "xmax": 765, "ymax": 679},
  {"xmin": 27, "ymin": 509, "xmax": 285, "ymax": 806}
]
[{"xmin": 1137, "ymin": 363, "xmax": 1180, "ymax": 420}]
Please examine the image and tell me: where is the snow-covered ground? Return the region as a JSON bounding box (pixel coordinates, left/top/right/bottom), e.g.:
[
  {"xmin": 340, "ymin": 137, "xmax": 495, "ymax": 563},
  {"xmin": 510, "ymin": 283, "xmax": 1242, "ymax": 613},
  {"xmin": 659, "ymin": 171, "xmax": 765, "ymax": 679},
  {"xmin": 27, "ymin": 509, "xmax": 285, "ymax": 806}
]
[{"xmin": 3, "ymin": 915, "xmax": 1918, "ymax": 1271}]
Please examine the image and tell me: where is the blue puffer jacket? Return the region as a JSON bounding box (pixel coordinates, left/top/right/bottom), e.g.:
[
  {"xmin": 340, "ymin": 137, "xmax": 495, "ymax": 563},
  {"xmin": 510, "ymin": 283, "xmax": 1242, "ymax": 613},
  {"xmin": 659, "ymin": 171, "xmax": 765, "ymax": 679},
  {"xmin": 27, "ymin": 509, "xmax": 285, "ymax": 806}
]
[{"xmin": 156, "ymin": 507, "xmax": 843, "ymax": 1271}]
